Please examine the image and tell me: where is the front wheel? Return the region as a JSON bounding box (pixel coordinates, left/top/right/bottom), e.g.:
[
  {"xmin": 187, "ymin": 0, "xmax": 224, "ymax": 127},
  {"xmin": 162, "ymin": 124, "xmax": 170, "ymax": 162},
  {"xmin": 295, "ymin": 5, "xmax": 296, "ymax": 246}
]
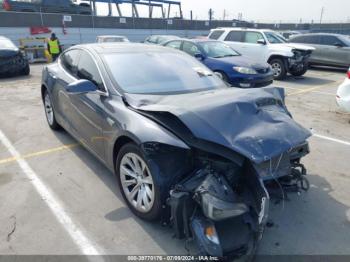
[
  {"xmin": 290, "ymin": 65, "xmax": 308, "ymax": 77},
  {"xmin": 270, "ymin": 59, "xmax": 287, "ymax": 80},
  {"xmin": 116, "ymin": 143, "xmax": 162, "ymax": 221}
]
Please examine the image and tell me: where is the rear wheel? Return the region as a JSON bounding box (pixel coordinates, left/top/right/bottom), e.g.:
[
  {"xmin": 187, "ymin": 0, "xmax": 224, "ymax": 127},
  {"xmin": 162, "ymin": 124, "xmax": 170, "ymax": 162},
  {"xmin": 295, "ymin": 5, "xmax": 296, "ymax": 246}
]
[
  {"xmin": 43, "ymin": 90, "xmax": 60, "ymax": 130},
  {"xmin": 116, "ymin": 143, "xmax": 162, "ymax": 221},
  {"xmin": 270, "ymin": 59, "xmax": 287, "ymax": 80}
]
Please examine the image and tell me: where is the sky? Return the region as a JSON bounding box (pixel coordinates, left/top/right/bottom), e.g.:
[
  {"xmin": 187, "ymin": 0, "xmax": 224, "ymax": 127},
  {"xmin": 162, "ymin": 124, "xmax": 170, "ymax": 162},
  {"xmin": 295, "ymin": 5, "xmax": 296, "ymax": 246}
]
[{"xmin": 96, "ymin": 0, "xmax": 350, "ymax": 23}]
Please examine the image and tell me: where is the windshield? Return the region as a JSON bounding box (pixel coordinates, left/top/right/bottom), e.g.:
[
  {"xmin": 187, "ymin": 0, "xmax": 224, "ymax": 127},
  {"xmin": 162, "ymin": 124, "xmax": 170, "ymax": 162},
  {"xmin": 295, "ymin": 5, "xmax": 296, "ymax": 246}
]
[
  {"xmin": 198, "ymin": 41, "xmax": 240, "ymax": 58},
  {"xmin": 104, "ymin": 51, "xmax": 225, "ymax": 95},
  {"xmin": 0, "ymin": 38, "xmax": 17, "ymax": 49},
  {"xmin": 265, "ymin": 32, "xmax": 287, "ymax": 44}
]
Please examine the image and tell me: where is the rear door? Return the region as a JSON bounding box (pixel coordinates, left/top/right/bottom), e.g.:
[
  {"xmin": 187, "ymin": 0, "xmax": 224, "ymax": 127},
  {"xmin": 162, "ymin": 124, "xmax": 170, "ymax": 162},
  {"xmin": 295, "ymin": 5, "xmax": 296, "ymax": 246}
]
[
  {"xmin": 319, "ymin": 35, "xmax": 349, "ymax": 66},
  {"xmin": 54, "ymin": 49, "xmax": 81, "ymax": 129},
  {"xmin": 293, "ymin": 35, "xmax": 323, "ymax": 64},
  {"xmin": 223, "ymin": 30, "xmax": 245, "ymax": 54}
]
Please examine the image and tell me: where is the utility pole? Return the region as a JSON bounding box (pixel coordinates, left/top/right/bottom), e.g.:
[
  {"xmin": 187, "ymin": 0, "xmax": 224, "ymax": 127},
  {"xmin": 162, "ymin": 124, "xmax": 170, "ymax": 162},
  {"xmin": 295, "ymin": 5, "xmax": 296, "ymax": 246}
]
[
  {"xmin": 223, "ymin": 9, "xmax": 227, "ymax": 20},
  {"xmin": 209, "ymin": 8, "xmax": 213, "ymax": 21},
  {"xmin": 190, "ymin": 10, "xmax": 193, "ymax": 21},
  {"xmin": 319, "ymin": 7, "xmax": 324, "ymax": 25}
]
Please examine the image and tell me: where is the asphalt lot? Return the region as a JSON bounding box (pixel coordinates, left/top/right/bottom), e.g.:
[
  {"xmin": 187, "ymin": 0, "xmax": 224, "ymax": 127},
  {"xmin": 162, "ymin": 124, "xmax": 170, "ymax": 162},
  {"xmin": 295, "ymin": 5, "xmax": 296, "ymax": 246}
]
[{"xmin": 0, "ymin": 64, "xmax": 349, "ymax": 257}]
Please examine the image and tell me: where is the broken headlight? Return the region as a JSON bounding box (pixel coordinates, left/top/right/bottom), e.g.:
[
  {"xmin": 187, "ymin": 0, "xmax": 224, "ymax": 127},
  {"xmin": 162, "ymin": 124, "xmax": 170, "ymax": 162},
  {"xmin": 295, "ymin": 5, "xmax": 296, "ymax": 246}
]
[{"xmin": 195, "ymin": 173, "xmax": 249, "ymax": 221}]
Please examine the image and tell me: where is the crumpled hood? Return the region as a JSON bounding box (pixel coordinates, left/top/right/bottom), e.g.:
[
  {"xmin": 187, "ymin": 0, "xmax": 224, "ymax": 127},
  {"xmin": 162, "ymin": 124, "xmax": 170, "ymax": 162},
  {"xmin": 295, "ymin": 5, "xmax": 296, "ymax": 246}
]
[
  {"xmin": 125, "ymin": 87, "xmax": 311, "ymax": 164},
  {"xmin": 207, "ymin": 56, "xmax": 270, "ymax": 70}
]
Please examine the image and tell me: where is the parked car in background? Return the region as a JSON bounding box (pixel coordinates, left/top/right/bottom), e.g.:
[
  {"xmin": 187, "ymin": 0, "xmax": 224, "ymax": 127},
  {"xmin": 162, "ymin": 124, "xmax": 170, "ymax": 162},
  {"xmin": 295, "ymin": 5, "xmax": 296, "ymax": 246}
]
[
  {"xmin": 0, "ymin": 36, "xmax": 29, "ymax": 77},
  {"xmin": 163, "ymin": 39, "xmax": 274, "ymax": 88},
  {"xmin": 1, "ymin": 0, "xmax": 91, "ymax": 14},
  {"xmin": 279, "ymin": 31, "xmax": 302, "ymax": 40},
  {"xmin": 209, "ymin": 28, "xmax": 315, "ymax": 80},
  {"xmin": 336, "ymin": 68, "xmax": 350, "ymax": 112},
  {"xmin": 143, "ymin": 35, "xmax": 180, "ymax": 45},
  {"xmin": 289, "ymin": 33, "xmax": 350, "ymax": 68},
  {"xmin": 96, "ymin": 35, "xmax": 129, "ymax": 43}
]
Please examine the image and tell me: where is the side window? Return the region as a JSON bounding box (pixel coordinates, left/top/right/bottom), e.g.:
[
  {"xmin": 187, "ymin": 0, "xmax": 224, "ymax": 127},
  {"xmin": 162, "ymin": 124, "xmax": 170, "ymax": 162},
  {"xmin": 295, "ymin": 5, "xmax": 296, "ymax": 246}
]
[
  {"xmin": 61, "ymin": 49, "xmax": 80, "ymax": 76},
  {"xmin": 77, "ymin": 51, "xmax": 104, "ymax": 91},
  {"xmin": 289, "ymin": 35, "xmax": 307, "ymax": 43},
  {"xmin": 165, "ymin": 41, "xmax": 182, "ymax": 50},
  {"xmin": 182, "ymin": 42, "xmax": 200, "ymax": 56},
  {"xmin": 224, "ymin": 31, "xmax": 243, "ymax": 42},
  {"xmin": 244, "ymin": 32, "xmax": 264, "ymax": 44},
  {"xmin": 209, "ymin": 30, "xmax": 225, "ymax": 40},
  {"xmin": 320, "ymin": 35, "xmax": 344, "ymax": 46}
]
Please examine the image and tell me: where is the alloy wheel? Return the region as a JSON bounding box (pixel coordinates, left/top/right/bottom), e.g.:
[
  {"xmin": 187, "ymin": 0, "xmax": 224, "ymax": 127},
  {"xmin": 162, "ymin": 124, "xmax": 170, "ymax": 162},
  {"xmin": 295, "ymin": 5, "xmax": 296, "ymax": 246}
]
[
  {"xmin": 44, "ymin": 93, "xmax": 54, "ymax": 126},
  {"xmin": 271, "ymin": 62, "xmax": 282, "ymax": 78},
  {"xmin": 119, "ymin": 153, "xmax": 155, "ymax": 213}
]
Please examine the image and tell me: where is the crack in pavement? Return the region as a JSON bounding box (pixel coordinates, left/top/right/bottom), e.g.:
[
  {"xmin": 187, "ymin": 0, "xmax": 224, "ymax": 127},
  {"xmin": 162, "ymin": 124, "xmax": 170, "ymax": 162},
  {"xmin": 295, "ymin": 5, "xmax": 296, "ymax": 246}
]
[{"xmin": 7, "ymin": 215, "xmax": 16, "ymax": 242}]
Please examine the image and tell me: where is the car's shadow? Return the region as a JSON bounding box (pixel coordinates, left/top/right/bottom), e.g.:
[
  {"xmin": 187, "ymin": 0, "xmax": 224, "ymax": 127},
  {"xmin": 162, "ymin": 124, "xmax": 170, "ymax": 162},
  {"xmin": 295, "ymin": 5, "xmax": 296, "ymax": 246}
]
[
  {"xmin": 53, "ymin": 130, "xmax": 195, "ymax": 255},
  {"xmin": 53, "ymin": 131, "xmax": 350, "ymax": 256}
]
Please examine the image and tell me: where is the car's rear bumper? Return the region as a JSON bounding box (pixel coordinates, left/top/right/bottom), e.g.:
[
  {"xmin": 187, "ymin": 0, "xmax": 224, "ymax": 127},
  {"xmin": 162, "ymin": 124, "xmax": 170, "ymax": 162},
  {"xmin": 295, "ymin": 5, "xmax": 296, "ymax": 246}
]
[
  {"xmin": 336, "ymin": 79, "xmax": 350, "ymax": 113},
  {"xmin": 0, "ymin": 54, "xmax": 28, "ymax": 76}
]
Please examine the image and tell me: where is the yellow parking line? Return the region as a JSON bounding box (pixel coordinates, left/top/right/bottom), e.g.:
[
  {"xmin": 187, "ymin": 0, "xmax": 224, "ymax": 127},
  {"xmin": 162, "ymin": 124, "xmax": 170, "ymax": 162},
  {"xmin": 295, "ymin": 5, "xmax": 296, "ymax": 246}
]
[
  {"xmin": 0, "ymin": 143, "xmax": 79, "ymax": 165},
  {"xmin": 287, "ymin": 85, "xmax": 329, "ymax": 96}
]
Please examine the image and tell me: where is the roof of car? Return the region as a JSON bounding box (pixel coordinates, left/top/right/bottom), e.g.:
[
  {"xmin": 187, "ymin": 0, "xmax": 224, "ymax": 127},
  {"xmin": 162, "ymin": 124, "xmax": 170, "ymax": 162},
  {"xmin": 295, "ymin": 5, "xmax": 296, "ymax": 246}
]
[
  {"xmin": 164, "ymin": 38, "xmax": 218, "ymax": 44},
  {"xmin": 293, "ymin": 33, "xmax": 346, "ymax": 37},
  {"xmin": 97, "ymin": 35, "xmax": 127, "ymax": 38},
  {"xmin": 212, "ymin": 27, "xmax": 274, "ymax": 33},
  {"xmin": 74, "ymin": 42, "xmax": 180, "ymax": 54},
  {"xmin": 0, "ymin": 36, "xmax": 11, "ymax": 41}
]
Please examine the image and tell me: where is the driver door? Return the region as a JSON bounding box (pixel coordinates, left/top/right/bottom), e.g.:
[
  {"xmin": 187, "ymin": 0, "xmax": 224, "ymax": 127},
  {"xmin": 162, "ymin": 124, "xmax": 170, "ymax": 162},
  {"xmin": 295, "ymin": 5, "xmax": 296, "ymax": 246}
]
[{"xmin": 67, "ymin": 50, "xmax": 107, "ymax": 159}]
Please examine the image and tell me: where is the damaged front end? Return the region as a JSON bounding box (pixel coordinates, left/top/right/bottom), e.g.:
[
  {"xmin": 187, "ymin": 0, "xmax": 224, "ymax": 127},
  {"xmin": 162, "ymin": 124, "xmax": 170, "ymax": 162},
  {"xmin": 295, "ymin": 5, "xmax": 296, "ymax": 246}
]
[
  {"xmin": 125, "ymin": 87, "xmax": 312, "ymax": 259},
  {"xmin": 167, "ymin": 152, "xmax": 269, "ymax": 259}
]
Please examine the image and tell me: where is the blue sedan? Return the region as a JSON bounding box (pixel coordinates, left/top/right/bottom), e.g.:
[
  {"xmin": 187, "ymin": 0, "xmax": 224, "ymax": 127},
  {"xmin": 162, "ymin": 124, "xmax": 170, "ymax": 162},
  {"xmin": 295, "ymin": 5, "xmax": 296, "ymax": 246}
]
[{"xmin": 163, "ymin": 39, "xmax": 274, "ymax": 88}]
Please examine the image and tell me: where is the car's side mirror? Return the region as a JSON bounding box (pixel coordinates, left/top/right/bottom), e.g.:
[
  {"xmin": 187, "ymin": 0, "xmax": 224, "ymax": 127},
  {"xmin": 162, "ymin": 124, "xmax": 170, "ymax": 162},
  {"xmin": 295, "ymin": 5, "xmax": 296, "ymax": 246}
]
[
  {"xmin": 194, "ymin": 53, "xmax": 204, "ymax": 60},
  {"xmin": 67, "ymin": 79, "xmax": 98, "ymax": 94},
  {"xmin": 257, "ymin": 39, "xmax": 266, "ymax": 45}
]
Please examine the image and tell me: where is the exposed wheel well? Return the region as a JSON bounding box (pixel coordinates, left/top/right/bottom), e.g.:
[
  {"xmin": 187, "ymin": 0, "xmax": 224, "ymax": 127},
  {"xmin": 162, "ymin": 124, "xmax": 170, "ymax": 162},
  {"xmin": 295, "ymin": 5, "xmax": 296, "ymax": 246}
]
[
  {"xmin": 268, "ymin": 55, "xmax": 285, "ymax": 64},
  {"xmin": 41, "ymin": 85, "xmax": 47, "ymax": 101},
  {"xmin": 113, "ymin": 136, "xmax": 135, "ymax": 169}
]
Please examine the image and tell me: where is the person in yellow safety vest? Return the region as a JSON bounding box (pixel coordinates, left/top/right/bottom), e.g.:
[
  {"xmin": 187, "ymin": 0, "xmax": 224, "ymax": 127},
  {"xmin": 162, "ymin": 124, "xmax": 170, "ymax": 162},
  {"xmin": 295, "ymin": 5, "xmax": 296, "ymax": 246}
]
[{"xmin": 47, "ymin": 33, "xmax": 62, "ymax": 62}]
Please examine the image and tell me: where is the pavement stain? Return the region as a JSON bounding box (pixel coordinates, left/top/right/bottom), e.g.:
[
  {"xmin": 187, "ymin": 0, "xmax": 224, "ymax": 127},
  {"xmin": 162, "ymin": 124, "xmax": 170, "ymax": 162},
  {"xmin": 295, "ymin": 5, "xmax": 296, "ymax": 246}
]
[{"xmin": 0, "ymin": 173, "xmax": 13, "ymax": 186}]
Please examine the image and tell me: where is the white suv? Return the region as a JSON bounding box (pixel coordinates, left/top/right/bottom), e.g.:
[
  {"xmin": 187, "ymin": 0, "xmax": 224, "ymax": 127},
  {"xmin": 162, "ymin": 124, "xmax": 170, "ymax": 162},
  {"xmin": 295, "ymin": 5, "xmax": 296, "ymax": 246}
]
[{"xmin": 209, "ymin": 28, "xmax": 315, "ymax": 80}]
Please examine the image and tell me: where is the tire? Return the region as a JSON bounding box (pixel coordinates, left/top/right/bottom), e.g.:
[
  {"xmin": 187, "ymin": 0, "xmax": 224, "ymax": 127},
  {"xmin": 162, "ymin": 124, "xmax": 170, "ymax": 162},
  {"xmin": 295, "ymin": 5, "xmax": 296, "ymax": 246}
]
[
  {"xmin": 269, "ymin": 58, "xmax": 287, "ymax": 80},
  {"xmin": 290, "ymin": 65, "xmax": 308, "ymax": 77},
  {"xmin": 43, "ymin": 89, "xmax": 60, "ymax": 130},
  {"xmin": 214, "ymin": 71, "xmax": 229, "ymax": 84},
  {"xmin": 21, "ymin": 64, "xmax": 30, "ymax": 76},
  {"xmin": 116, "ymin": 143, "xmax": 162, "ymax": 221}
]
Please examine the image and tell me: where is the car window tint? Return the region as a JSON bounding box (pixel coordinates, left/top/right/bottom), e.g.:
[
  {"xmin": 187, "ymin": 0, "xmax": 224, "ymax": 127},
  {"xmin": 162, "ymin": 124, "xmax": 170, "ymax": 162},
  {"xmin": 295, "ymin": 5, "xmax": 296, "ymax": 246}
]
[
  {"xmin": 165, "ymin": 41, "xmax": 182, "ymax": 50},
  {"xmin": 244, "ymin": 32, "xmax": 264, "ymax": 44},
  {"xmin": 320, "ymin": 35, "xmax": 344, "ymax": 46},
  {"xmin": 77, "ymin": 51, "xmax": 104, "ymax": 91},
  {"xmin": 209, "ymin": 30, "xmax": 225, "ymax": 40},
  {"xmin": 182, "ymin": 41, "xmax": 200, "ymax": 56},
  {"xmin": 61, "ymin": 49, "xmax": 80, "ymax": 76},
  {"xmin": 224, "ymin": 31, "xmax": 243, "ymax": 42}
]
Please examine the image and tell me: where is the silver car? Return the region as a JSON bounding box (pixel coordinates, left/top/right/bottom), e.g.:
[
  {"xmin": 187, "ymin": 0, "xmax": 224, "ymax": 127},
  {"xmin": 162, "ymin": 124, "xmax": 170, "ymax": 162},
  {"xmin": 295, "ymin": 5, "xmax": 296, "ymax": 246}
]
[{"xmin": 289, "ymin": 33, "xmax": 350, "ymax": 67}]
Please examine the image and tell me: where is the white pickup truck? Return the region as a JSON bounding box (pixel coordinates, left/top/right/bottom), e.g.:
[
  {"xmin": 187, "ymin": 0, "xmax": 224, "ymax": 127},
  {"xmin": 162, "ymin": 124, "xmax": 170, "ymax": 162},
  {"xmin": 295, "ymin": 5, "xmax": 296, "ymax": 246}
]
[{"xmin": 209, "ymin": 28, "xmax": 315, "ymax": 80}]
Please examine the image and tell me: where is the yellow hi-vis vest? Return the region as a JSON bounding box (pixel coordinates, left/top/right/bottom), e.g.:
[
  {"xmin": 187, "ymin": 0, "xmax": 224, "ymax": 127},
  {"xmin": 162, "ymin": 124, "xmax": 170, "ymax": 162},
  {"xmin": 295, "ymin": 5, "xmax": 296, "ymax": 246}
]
[{"xmin": 48, "ymin": 39, "xmax": 59, "ymax": 54}]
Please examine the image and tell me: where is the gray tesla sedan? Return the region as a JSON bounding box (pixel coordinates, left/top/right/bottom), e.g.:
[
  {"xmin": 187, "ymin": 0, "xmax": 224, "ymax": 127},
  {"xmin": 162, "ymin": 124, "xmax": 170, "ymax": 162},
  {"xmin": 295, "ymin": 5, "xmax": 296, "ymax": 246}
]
[
  {"xmin": 41, "ymin": 43, "xmax": 311, "ymax": 258},
  {"xmin": 289, "ymin": 33, "xmax": 350, "ymax": 68}
]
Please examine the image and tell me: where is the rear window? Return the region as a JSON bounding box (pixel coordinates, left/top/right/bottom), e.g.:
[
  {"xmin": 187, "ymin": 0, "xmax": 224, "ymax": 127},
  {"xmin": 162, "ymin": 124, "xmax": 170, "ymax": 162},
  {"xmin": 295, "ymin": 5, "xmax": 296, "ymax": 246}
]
[
  {"xmin": 103, "ymin": 51, "xmax": 224, "ymax": 95},
  {"xmin": 208, "ymin": 30, "xmax": 225, "ymax": 40}
]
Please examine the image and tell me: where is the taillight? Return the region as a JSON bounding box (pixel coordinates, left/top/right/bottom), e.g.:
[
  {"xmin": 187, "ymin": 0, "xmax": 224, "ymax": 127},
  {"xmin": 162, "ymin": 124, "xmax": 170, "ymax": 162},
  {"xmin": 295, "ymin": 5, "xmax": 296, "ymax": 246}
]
[{"xmin": 347, "ymin": 70, "xmax": 350, "ymax": 79}]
